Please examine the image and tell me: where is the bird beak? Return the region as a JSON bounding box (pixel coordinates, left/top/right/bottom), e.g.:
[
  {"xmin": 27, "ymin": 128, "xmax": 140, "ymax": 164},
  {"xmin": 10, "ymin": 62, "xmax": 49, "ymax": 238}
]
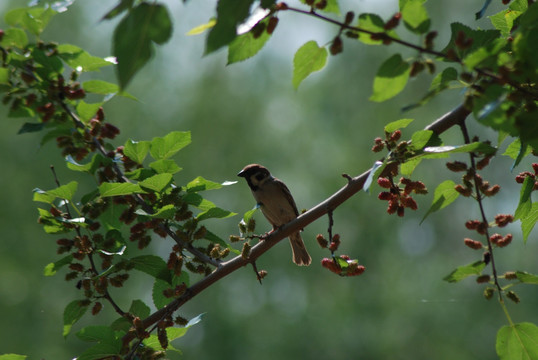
[{"xmin": 237, "ymin": 169, "xmax": 246, "ymax": 177}]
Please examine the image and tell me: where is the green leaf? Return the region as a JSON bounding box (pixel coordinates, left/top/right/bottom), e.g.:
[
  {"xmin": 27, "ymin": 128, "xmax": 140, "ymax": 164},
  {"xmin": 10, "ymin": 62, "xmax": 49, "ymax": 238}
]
[
  {"xmin": 33, "ymin": 188, "xmax": 56, "ymax": 204},
  {"xmin": 82, "ymin": 80, "xmax": 137, "ymax": 100},
  {"xmin": 76, "ymin": 101, "xmax": 103, "ymax": 123},
  {"xmin": 384, "ymin": 118, "xmax": 414, "ymax": 133},
  {"xmin": 44, "ymin": 255, "xmax": 74, "ymax": 276},
  {"xmin": 440, "ymin": 23, "xmax": 500, "ymax": 61},
  {"xmin": 411, "ymin": 130, "xmax": 434, "ymax": 150},
  {"xmin": 36, "ymin": 208, "xmax": 69, "ymax": 234},
  {"xmin": 421, "ymin": 180, "xmax": 459, "ymax": 223},
  {"xmin": 5, "ymin": 7, "xmax": 57, "ymax": 36},
  {"xmin": 124, "ymin": 139, "xmax": 151, "ymax": 164},
  {"xmin": 139, "ymin": 173, "xmax": 173, "ymax": 193},
  {"xmin": 153, "ymin": 272, "xmax": 189, "ymax": 309},
  {"xmin": 149, "ymin": 159, "xmax": 182, "ymax": 174},
  {"xmin": 46, "ymin": 181, "xmax": 78, "ymax": 201},
  {"xmin": 515, "ymin": 176, "xmax": 534, "ymax": 220},
  {"xmin": 400, "ymin": 157, "xmax": 422, "ymax": 176},
  {"xmin": 521, "ymin": 202, "xmax": 538, "ymax": 242},
  {"xmin": 182, "ymin": 193, "xmax": 218, "ymax": 211},
  {"xmin": 463, "ymin": 38, "xmax": 507, "ymax": 70},
  {"xmin": 292, "ymin": 41, "xmax": 328, "ymax": 89},
  {"xmin": 113, "ymin": 3, "xmax": 172, "ymax": 89},
  {"xmin": 143, "ymin": 315, "xmax": 204, "ymax": 351},
  {"xmin": 66, "ymin": 154, "xmax": 108, "ymax": 174},
  {"xmin": 77, "ymin": 341, "xmax": 122, "ymax": 360},
  {"xmin": 0, "ymin": 67, "xmax": 9, "ymax": 85},
  {"xmin": 503, "ymin": 138, "xmax": 531, "ymax": 169},
  {"xmin": 205, "ymin": 0, "xmax": 254, "ymax": 54},
  {"xmin": 516, "ymin": 271, "xmax": 538, "ymax": 284},
  {"xmin": 197, "ymin": 206, "xmax": 236, "ymax": 221},
  {"xmin": 63, "ymin": 300, "xmax": 89, "ymax": 337},
  {"xmin": 150, "ymin": 131, "xmax": 191, "ymax": 160},
  {"xmin": 489, "ymin": 0, "xmax": 527, "ymax": 37},
  {"xmin": 357, "ymin": 14, "xmax": 398, "ymax": 45},
  {"xmin": 429, "ymin": 67, "xmax": 458, "ymax": 92},
  {"xmin": 98, "ymin": 182, "xmax": 145, "ymax": 197},
  {"xmin": 57, "ymin": 44, "xmax": 113, "ymax": 72},
  {"xmin": 0, "ymin": 355, "xmax": 27, "ymax": 360},
  {"xmin": 496, "ymin": 322, "xmax": 538, "ymax": 360},
  {"xmin": 152, "ymin": 278, "xmax": 173, "ymax": 310},
  {"xmin": 401, "ymin": 0, "xmax": 430, "ymax": 34},
  {"xmin": 187, "ymin": 176, "xmax": 224, "ymax": 192},
  {"xmin": 135, "ymin": 204, "xmax": 176, "ymax": 219},
  {"xmin": 370, "ymin": 54, "xmax": 410, "ymax": 102},
  {"xmin": 0, "ymin": 28, "xmax": 28, "ymax": 48},
  {"xmin": 76, "ymin": 326, "xmax": 117, "ymax": 343},
  {"xmin": 443, "ymin": 261, "xmax": 486, "ymax": 283},
  {"xmin": 32, "ymin": 48, "xmax": 63, "ymax": 75},
  {"xmin": 228, "ymin": 17, "xmax": 272, "ymax": 64},
  {"xmin": 110, "ymin": 299, "xmax": 150, "ymax": 332},
  {"xmin": 131, "ymin": 255, "xmax": 172, "ymax": 284}
]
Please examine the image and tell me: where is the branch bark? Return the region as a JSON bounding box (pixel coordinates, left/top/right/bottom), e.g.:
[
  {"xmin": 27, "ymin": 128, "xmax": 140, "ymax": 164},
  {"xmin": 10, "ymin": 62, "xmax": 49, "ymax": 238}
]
[{"xmin": 122, "ymin": 104, "xmax": 471, "ymax": 346}]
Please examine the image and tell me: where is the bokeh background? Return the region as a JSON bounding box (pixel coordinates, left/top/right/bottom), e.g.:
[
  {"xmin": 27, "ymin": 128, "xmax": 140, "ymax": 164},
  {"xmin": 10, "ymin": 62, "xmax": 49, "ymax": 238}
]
[{"xmin": 1, "ymin": 1, "xmax": 537, "ymax": 359}]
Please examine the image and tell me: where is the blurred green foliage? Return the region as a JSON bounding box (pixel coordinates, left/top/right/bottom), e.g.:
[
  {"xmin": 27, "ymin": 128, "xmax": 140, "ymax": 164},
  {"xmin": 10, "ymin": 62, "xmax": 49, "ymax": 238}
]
[{"xmin": 0, "ymin": 0, "xmax": 537, "ymax": 359}]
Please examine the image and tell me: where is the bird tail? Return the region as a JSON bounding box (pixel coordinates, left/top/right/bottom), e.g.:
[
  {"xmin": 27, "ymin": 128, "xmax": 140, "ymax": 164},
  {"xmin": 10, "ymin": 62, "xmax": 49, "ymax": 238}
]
[{"xmin": 289, "ymin": 232, "xmax": 311, "ymax": 266}]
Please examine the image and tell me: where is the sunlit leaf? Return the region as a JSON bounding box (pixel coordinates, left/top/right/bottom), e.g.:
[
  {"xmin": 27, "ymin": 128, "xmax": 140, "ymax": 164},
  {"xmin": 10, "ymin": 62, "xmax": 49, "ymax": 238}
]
[
  {"xmin": 76, "ymin": 101, "xmax": 103, "ymax": 123},
  {"xmin": 149, "ymin": 159, "xmax": 182, "ymax": 174},
  {"xmin": 43, "ymin": 255, "xmax": 73, "ymax": 276},
  {"xmin": 139, "ymin": 173, "xmax": 173, "ymax": 193},
  {"xmin": 205, "ymin": 0, "xmax": 253, "ymax": 54},
  {"xmin": 370, "ymin": 54, "xmax": 410, "ymax": 102},
  {"xmin": 98, "ymin": 182, "xmax": 145, "ymax": 197},
  {"xmin": 514, "ymin": 176, "xmax": 534, "ymax": 220},
  {"xmin": 357, "ymin": 14, "xmax": 398, "ymax": 45},
  {"xmin": 63, "ymin": 299, "xmax": 89, "ymax": 338},
  {"xmin": 384, "ymin": 118, "xmax": 414, "ymax": 133},
  {"xmin": 496, "ymin": 322, "xmax": 538, "ymax": 360},
  {"xmin": 421, "ymin": 180, "xmax": 459, "ymax": 223},
  {"xmin": 57, "ymin": 44, "xmax": 113, "ymax": 72},
  {"xmin": 131, "ymin": 255, "xmax": 172, "ymax": 284},
  {"xmin": 292, "ymin": 41, "xmax": 328, "ymax": 89},
  {"xmin": 228, "ymin": 18, "xmax": 272, "ymax": 64},
  {"xmin": 521, "ymin": 203, "xmax": 538, "ymax": 243},
  {"xmin": 516, "ymin": 271, "xmax": 538, "ymax": 284},
  {"xmin": 401, "ymin": 0, "xmax": 430, "ymax": 34},
  {"xmin": 150, "ymin": 131, "xmax": 191, "ymax": 160}
]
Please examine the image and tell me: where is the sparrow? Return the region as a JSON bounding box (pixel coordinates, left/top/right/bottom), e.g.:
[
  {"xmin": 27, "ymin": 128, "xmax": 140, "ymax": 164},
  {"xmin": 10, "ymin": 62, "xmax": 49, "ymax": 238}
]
[{"xmin": 237, "ymin": 164, "xmax": 311, "ymax": 266}]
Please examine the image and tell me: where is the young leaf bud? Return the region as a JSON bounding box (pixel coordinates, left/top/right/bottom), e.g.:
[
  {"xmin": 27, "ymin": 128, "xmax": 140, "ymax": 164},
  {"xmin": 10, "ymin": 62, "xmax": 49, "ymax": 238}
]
[{"xmin": 483, "ymin": 287, "xmax": 495, "ymax": 300}]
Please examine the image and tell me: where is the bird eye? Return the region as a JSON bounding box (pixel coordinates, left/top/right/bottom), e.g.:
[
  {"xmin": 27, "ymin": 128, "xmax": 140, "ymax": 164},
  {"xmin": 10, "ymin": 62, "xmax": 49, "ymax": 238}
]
[{"xmin": 255, "ymin": 173, "xmax": 265, "ymax": 181}]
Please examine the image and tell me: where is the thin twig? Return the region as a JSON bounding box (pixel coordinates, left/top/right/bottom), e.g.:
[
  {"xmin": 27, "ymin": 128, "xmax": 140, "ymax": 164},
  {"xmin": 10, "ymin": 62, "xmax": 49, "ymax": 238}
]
[{"xmin": 459, "ymin": 121, "xmax": 503, "ymax": 300}]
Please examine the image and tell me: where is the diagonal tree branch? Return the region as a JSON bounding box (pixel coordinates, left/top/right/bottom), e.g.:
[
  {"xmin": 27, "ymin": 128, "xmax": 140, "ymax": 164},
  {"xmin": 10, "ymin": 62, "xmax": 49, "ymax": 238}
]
[{"xmin": 123, "ymin": 104, "xmax": 471, "ymax": 346}]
